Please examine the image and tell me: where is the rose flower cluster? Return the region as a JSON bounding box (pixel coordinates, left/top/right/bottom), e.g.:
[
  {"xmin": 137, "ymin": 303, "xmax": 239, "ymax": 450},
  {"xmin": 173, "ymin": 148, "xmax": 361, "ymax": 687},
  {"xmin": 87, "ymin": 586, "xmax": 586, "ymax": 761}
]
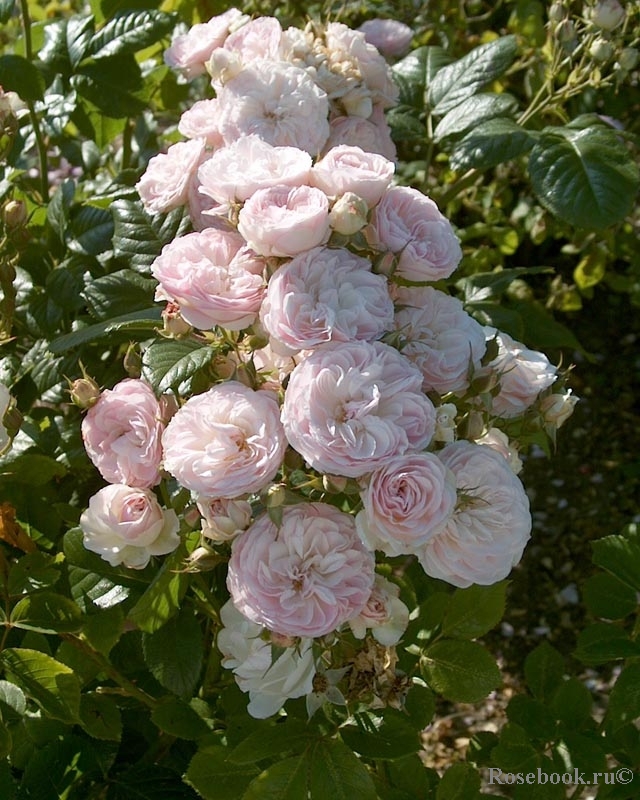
[{"xmin": 78, "ymin": 11, "xmax": 576, "ymax": 718}]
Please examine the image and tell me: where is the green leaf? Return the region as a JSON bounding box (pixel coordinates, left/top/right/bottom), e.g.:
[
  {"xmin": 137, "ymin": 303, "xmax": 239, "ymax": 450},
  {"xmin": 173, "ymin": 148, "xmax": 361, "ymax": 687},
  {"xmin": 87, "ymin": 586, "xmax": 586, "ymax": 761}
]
[
  {"xmin": 528, "ymin": 125, "xmax": 640, "ymax": 229},
  {"xmin": 142, "ymin": 606, "xmax": 203, "ymax": 697},
  {"xmin": 606, "ymin": 663, "xmax": 640, "ymax": 734},
  {"xmin": 491, "ymin": 723, "xmax": 539, "ymax": 773},
  {"xmin": 310, "ymin": 739, "xmax": 377, "ymax": 800},
  {"xmin": 17, "ymin": 734, "xmax": 102, "ymax": 800},
  {"xmin": 229, "ymin": 719, "xmax": 313, "ymax": 764},
  {"xmin": 506, "ymin": 695, "xmax": 556, "ymax": 741},
  {"xmin": 83, "ymin": 605, "xmax": 125, "ymax": 655},
  {"xmin": 0, "ymin": 55, "xmax": 45, "ymax": 101},
  {"xmin": 82, "ymin": 269, "xmax": 157, "ymax": 320},
  {"xmin": 46, "ymin": 179, "xmax": 75, "ymax": 240},
  {"xmin": 404, "ymin": 683, "xmax": 435, "ymax": 729},
  {"xmin": 391, "ymin": 46, "xmax": 452, "ymax": 108},
  {"xmin": 127, "ymin": 545, "xmax": 189, "ymax": 634},
  {"xmin": 72, "ymin": 72, "xmax": 146, "ymax": 118},
  {"xmin": 66, "ymin": 14, "xmax": 95, "ymax": 68},
  {"xmin": 0, "ymin": 452, "xmax": 67, "ymax": 485},
  {"xmin": 421, "ymin": 640, "xmax": 500, "ymax": 703},
  {"xmin": 436, "ymin": 762, "xmax": 481, "ymax": 800},
  {"xmin": 457, "ymin": 267, "xmax": 551, "ymax": 303},
  {"xmin": 450, "ymin": 118, "xmax": 535, "ymax": 171},
  {"xmin": 510, "ymin": 300, "xmax": 586, "ymax": 353},
  {"xmin": 68, "ymin": 205, "xmax": 114, "ymax": 255},
  {"xmin": 141, "ymin": 338, "xmax": 217, "ymax": 393},
  {"xmin": 185, "ymin": 746, "xmax": 260, "ymax": 800},
  {"xmin": 0, "ymin": 648, "xmax": 81, "ymax": 723},
  {"xmin": 0, "ymin": 758, "xmax": 16, "ymax": 799},
  {"xmin": 112, "ymin": 200, "xmax": 190, "ymax": 271},
  {"xmin": 79, "ymin": 692, "xmax": 123, "ymax": 741},
  {"xmin": 243, "ymin": 755, "xmax": 309, "ymax": 800},
  {"xmin": 524, "ymin": 642, "xmax": 564, "ymax": 702},
  {"xmin": 573, "ymin": 248, "xmax": 607, "ymax": 290},
  {"xmin": 151, "ymin": 697, "xmax": 210, "ymax": 739},
  {"xmin": 0, "ymin": 680, "xmax": 27, "ymax": 723},
  {"xmin": 556, "ymin": 732, "xmax": 607, "ymax": 774},
  {"xmin": 10, "ymin": 591, "xmax": 83, "ymax": 634},
  {"xmin": 550, "ymin": 678, "xmax": 593, "ymax": 729},
  {"xmin": 386, "ymin": 755, "xmax": 438, "ymax": 798},
  {"xmin": 434, "ymin": 93, "xmax": 518, "ymax": 142},
  {"xmin": 7, "ymin": 552, "xmax": 61, "ymax": 595},
  {"xmin": 574, "ymin": 622, "xmax": 640, "ymax": 664},
  {"xmin": 88, "ymin": 11, "xmax": 177, "ymax": 59},
  {"xmin": 48, "ymin": 307, "xmax": 162, "ymax": 353},
  {"xmin": 0, "ymin": 0, "xmax": 15, "ymax": 25},
  {"xmin": 442, "ymin": 582, "xmax": 507, "ymax": 639},
  {"xmin": 108, "ymin": 765, "xmax": 200, "ymax": 800},
  {"xmin": 340, "ymin": 711, "xmax": 420, "ymax": 760},
  {"xmin": 592, "ymin": 533, "xmax": 640, "ymax": 592},
  {"xmin": 582, "ymin": 572, "xmax": 637, "ymax": 619},
  {"xmin": 428, "ymin": 36, "xmax": 518, "ymax": 115}
]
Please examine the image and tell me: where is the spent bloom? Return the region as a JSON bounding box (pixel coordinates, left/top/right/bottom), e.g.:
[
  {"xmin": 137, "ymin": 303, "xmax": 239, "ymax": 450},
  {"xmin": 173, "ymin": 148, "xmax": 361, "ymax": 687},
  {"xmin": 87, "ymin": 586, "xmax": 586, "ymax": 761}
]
[
  {"xmin": 227, "ymin": 503, "xmax": 375, "ymax": 638},
  {"xmin": 81, "ymin": 379, "xmax": 165, "ymax": 488},
  {"xmin": 162, "ymin": 381, "xmax": 286, "ymax": 498},
  {"xmin": 80, "ymin": 484, "xmax": 180, "ymax": 569}
]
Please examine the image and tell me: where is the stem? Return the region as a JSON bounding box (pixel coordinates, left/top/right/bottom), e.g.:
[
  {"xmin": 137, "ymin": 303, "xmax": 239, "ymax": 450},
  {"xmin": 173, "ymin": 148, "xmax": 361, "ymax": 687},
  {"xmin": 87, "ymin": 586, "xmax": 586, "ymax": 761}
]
[
  {"xmin": 19, "ymin": 0, "xmax": 32, "ymax": 60},
  {"xmin": 61, "ymin": 634, "xmax": 159, "ymax": 709},
  {"xmin": 435, "ymin": 168, "xmax": 481, "ymax": 207},
  {"xmin": 121, "ymin": 118, "xmax": 133, "ymax": 171}
]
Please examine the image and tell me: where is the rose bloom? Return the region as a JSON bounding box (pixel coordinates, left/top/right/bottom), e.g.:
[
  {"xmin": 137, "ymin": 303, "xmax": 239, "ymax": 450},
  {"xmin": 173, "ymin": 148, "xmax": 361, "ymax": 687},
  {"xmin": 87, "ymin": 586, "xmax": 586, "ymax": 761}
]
[
  {"xmin": 482, "ymin": 328, "xmax": 557, "ymax": 418},
  {"xmin": 260, "ymin": 245, "xmax": 394, "ymax": 351},
  {"xmin": 227, "ymin": 503, "xmax": 375, "ymax": 638},
  {"xmin": 215, "ymin": 60, "xmax": 330, "ymax": 154},
  {"xmin": 237, "ymin": 184, "xmax": 330, "ymax": 258},
  {"xmin": 356, "ymin": 452, "xmax": 457, "ymax": 557},
  {"xmin": 162, "ymin": 381, "xmax": 286, "ymax": 498},
  {"xmin": 178, "ymin": 100, "xmax": 224, "ymax": 147},
  {"xmin": 358, "ymin": 19, "xmax": 414, "ymax": 58},
  {"xmin": 217, "ymin": 600, "xmax": 316, "ymax": 719},
  {"xmin": 82, "ymin": 379, "xmax": 164, "ymax": 488},
  {"xmin": 151, "ymin": 229, "xmax": 265, "ymax": 331},
  {"xmin": 196, "ymin": 495, "xmax": 252, "ymax": 542},
  {"xmin": 221, "ymin": 16, "xmax": 283, "ymax": 68},
  {"xmin": 282, "ymin": 340, "xmax": 436, "ymax": 478},
  {"xmin": 348, "ymin": 575, "xmax": 410, "ymax": 646},
  {"xmin": 394, "ymin": 286, "xmax": 486, "ymax": 394},
  {"xmin": 367, "ymin": 186, "xmax": 462, "ymax": 282},
  {"xmin": 163, "ymin": 8, "xmax": 245, "ymax": 78},
  {"xmin": 324, "ymin": 22, "xmax": 399, "ymax": 108},
  {"xmin": 311, "ymin": 145, "xmax": 394, "ymax": 206},
  {"xmin": 197, "ymin": 135, "xmax": 312, "ymax": 205},
  {"xmin": 80, "ymin": 484, "xmax": 180, "ymax": 569},
  {"xmin": 475, "ymin": 427, "xmax": 523, "ymax": 474},
  {"xmin": 135, "ymin": 139, "xmax": 206, "ymax": 216},
  {"xmin": 420, "ymin": 441, "xmax": 532, "ymax": 588},
  {"xmin": 324, "ymin": 112, "xmax": 397, "ymax": 162}
]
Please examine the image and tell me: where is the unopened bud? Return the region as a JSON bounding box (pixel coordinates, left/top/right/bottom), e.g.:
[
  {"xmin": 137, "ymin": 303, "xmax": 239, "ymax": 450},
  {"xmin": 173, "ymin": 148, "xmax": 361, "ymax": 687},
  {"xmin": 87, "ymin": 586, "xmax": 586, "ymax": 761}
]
[
  {"xmin": 589, "ymin": 0, "xmax": 625, "ymax": 31},
  {"xmin": 123, "ymin": 344, "xmax": 142, "ymax": 378},
  {"xmin": 270, "ymin": 631, "xmax": 297, "ymax": 648},
  {"xmin": 556, "ymin": 19, "xmax": 578, "ymax": 51},
  {"xmin": 590, "ymin": 37, "xmax": 614, "ymax": 62},
  {"xmin": 548, "ymin": 2, "xmax": 567, "ymax": 22},
  {"xmin": 68, "ymin": 376, "xmax": 101, "ymax": 409},
  {"xmin": 539, "ymin": 389, "xmax": 578, "ymax": 429},
  {"xmin": 618, "ymin": 47, "xmax": 639, "ymax": 71},
  {"xmin": 330, "ymin": 192, "xmax": 369, "ymax": 235},
  {"xmin": 3, "ymin": 200, "xmax": 27, "ymax": 229},
  {"xmin": 457, "ymin": 410, "xmax": 485, "ymax": 440},
  {"xmin": 161, "ymin": 302, "xmax": 191, "ymax": 338},
  {"xmin": 265, "ymin": 484, "xmax": 287, "ymax": 508},
  {"xmin": 322, "ymin": 474, "xmax": 348, "ymax": 493},
  {"xmin": 206, "ymin": 50, "xmax": 242, "ymax": 84}
]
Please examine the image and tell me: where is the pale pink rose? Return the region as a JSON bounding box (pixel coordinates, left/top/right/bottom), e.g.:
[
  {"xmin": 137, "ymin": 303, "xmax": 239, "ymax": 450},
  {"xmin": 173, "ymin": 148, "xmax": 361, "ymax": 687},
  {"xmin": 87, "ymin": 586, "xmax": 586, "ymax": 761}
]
[
  {"xmin": 178, "ymin": 100, "xmax": 224, "ymax": 147},
  {"xmin": 136, "ymin": 139, "xmax": 206, "ymax": 216},
  {"xmin": 221, "ymin": 17, "xmax": 283, "ymax": 66},
  {"xmin": 420, "ymin": 441, "xmax": 531, "ymax": 587},
  {"xmin": 151, "ymin": 229, "xmax": 265, "ymax": 331},
  {"xmin": 282, "ymin": 340, "xmax": 436, "ymax": 478},
  {"xmin": 325, "ymin": 22, "xmax": 399, "ymax": 108},
  {"xmin": 237, "ymin": 184, "xmax": 330, "ymax": 257},
  {"xmin": 82, "ymin": 379, "xmax": 164, "ymax": 488},
  {"xmin": 186, "ymin": 172, "xmax": 233, "ymax": 232},
  {"xmin": 162, "ymin": 381, "xmax": 286, "ymax": 498},
  {"xmin": 196, "ymin": 496, "xmax": 252, "ymax": 542},
  {"xmin": 227, "ymin": 503, "xmax": 375, "ymax": 638},
  {"xmin": 482, "ymin": 328, "xmax": 557, "ymax": 418},
  {"xmin": 394, "ymin": 286, "xmax": 486, "ymax": 393},
  {"xmin": 324, "ymin": 113, "xmax": 397, "ymax": 161},
  {"xmin": 215, "ymin": 60, "xmax": 330, "ymax": 154},
  {"xmin": 476, "ymin": 427, "xmax": 523, "ymax": 474},
  {"xmin": 358, "ymin": 19, "xmax": 414, "ymax": 57},
  {"xmin": 311, "ymin": 145, "xmax": 394, "ymax": 206},
  {"xmin": 163, "ymin": 8, "xmax": 245, "ymax": 79},
  {"xmin": 260, "ymin": 245, "xmax": 394, "ymax": 351},
  {"xmin": 217, "ymin": 601, "xmax": 316, "ymax": 718},
  {"xmin": 367, "ymin": 186, "xmax": 462, "ymax": 282},
  {"xmin": 80, "ymin": 485, "xmax": 180, "ymax": 569},
  {"xmin": 348, "ymin": 575, "xmax": 410, "ymax": 646},
  {"xmin": 356, "ymin": 452, "xmax": 457, "ymax": 557},
  {"xmin": 197, "ymin": 135, "xmax": 312, "ymax": 204}
]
